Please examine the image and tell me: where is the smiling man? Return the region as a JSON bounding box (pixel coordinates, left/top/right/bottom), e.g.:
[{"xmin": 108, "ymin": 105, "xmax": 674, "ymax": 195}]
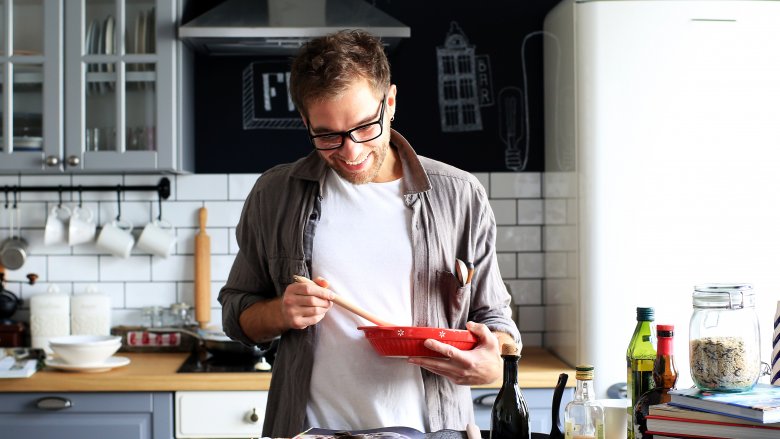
[{"xmin": 218, "ymin": 30, "xmax": 520, "ymax": 438}]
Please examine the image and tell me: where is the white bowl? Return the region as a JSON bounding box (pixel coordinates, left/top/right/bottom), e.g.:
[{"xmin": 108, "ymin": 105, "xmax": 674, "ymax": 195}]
[{"xmin": 48, "ymin": 335, "xmax": 122, "ymax": 365}]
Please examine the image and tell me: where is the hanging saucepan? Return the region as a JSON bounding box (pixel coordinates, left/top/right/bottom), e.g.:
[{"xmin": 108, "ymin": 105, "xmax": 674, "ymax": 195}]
[
  {"xmin": 0, "ymin": 204, "xmax": 28, "ymax": 270},
  {"xmin": 150, "ymin": 327, "xmax": 274, "ymax": 357}
]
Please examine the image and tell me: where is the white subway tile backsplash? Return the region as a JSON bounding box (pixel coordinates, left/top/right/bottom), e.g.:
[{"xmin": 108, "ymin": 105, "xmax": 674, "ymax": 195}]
[
  {"xmin": 505, "ymin": 279, "xmax": 542, "ymax": 305},
  {"xmin": 491, "ymin": 199, "xmax": 516, "ymax": 225},
  {"xmin": 7, "ymin": 171, "xmax": 551, "ymax": 347},
  {"xmin": 543, "ymin": 225, "xmax": 577, "ymax": 252},
  {"xmin": 516, "ymin": 253, "xmax": 544, "ymax": 278},
  {"xmin": 20, "ymin": 282, "xmax": 73, "ymax": 301},
  {"xmin": 151, "ymin": 255, "xmax": 193, "ymax": 282},
  {"xmin": 49, "ymin": 256, "xmax": 99, "ymax": 281},
  {"xmin": 544, "ymin": 199, "xmax": 567, "ymax": 225},
  {"xmin": 228, "ymin": 174, "xmax": 261, "ymax": 200},
  {"xmin": 490, "ymin": 173, "xmax": 541, "ymax": 198},
  {"xmin": 203, "ymin": 201, "xmax": 244, "ymax": 227},
  {"xmin": 163, "ymin": 201, "xmax": 203, "ymax": 228},
  {"xmin": 544, "ymin": 252, "xmax": 568, "ymax": 278},
  {"xmin": 497, "ymin": 253, "xmax": 517, "ymax": 278},
  {"xmin": 100, "ymin": 255, "xmax": 152, "ymax": 282},
  {"xmin": 176, "ymin": 174, "xmax": 228, "ymax": 201},
  {"xmin": 496, "ymin": 226, "xmax": 541, "ymax": 252},
  {"xmin": 125, "ymin": 282, "xmax": 177, "ymax": 308},
  {"xmin": 517, "ymin": 199, "xmax": 543, "ymax": 225}
]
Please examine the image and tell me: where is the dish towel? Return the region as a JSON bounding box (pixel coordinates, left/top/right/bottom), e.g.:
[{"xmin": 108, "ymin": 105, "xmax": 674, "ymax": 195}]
[{"xmin": 773, "ymin": 300, "xmax": 780, "ymax": 386}]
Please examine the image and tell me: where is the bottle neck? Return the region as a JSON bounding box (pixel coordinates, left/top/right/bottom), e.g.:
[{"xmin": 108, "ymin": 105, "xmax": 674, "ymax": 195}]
[
  {"xmin": 503, "ymin": 355, "xmax": 519, "ymax": 385},
  {"xmin": 657, "ymin": 335, "xmax": 673, "ymax": 356},
  {"xmin": 575, "ymin": 378, "xmax": 595, "ymax": 401},
  {"xmin": 653, "ymin": 336, "xmax": 679, "ymax": 390}
]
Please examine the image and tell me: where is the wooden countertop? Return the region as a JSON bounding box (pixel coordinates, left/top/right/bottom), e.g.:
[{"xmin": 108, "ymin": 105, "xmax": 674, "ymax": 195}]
[{"xmin": 0, "ymin": 347, "xmax": 573, "ymax": 393}]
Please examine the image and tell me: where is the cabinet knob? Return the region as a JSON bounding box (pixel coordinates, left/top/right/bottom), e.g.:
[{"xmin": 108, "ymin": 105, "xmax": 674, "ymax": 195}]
[
  {"xmin": 249, "ymin": 408, "xmax": 259, "ymax": 423},
  {"xmin": 36, "ymin": 396, "xmax": 73, "ymax": 410},
  {"xmin": 66, "ymin": 155, "xmax": 81, "ymax": 166},
  {"xmin": 45, "ymin": 155, "xmax": 60, "ymax": 166}
]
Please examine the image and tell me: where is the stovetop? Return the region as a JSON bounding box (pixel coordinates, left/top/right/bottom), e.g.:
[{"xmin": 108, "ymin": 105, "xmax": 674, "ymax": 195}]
[{"xmin": 177, "ymin": 346, "xmax": 274, "ymax": 373}]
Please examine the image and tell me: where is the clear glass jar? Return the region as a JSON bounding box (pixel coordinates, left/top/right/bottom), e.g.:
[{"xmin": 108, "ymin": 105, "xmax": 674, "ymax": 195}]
[{"xmin": 689, "ymin": 283, "xmax": 761, "ymax": 392}]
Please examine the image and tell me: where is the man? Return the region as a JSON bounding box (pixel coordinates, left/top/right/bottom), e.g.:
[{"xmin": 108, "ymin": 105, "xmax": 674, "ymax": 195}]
[{"xmin": 219, "ymin": 29, "xmax": 520, "ymax": 437}]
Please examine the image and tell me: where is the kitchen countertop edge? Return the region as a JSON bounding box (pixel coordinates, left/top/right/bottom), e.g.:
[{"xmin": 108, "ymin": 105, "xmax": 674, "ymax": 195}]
[{"xmin": 0, "ymin": 347, "xmax": 573, "ymax": 392}]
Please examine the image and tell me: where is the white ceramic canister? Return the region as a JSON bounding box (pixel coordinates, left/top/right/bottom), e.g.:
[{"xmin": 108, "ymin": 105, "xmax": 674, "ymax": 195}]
[
  {"xmin": 70, "ymin": 286, "xmax": 111, "ymax": 336},
  {"xmin": 30, "ymin": 285, "xmax": 71, "ymax": 353}
]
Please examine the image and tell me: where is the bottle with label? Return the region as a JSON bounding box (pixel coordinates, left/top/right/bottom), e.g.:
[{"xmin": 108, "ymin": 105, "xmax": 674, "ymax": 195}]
[
  {"xmin": 490, "ymin": 343, "xmax": 531, "ymax": 439},
  {"xmin": 564, "ymin": 364, "xmax": 605, "ymax": 439},
  {"xmin": 626, "ymin": 307, "xmax": 656, "ymax": 439},
  {"xmin": 633, "ymin": 324, "xmax": 678, "ymax": 439}
]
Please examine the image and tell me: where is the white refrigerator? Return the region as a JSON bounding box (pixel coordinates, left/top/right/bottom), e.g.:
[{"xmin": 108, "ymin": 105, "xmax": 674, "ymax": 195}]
[{"xmin": 542, "ymin": 0, "xmax": 780, "ymax": 398}]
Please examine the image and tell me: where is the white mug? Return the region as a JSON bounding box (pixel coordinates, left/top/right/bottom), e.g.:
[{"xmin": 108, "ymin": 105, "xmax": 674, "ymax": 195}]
[
  {"xmin": 43, "ymin": 205, "xmax": 72, "ymax": 246},
  {"xmin": 96, "ymin": 219, "xmax": 135, "ymax": 258},
  {"xmin": 597, "ymin": 398, "xmax": 630, "ymax": 439},
  {"xmin": 68, "ymin": 206, "xmax": 96, "ymax": 246},
  {"xmin": 136, "ymin": 219, "xmax": 176, "ymax": 258}
]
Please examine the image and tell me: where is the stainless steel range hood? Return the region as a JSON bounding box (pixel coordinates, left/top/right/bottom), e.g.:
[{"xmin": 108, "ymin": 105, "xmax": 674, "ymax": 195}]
[{"xmin": 179, "ymin": 0, "xmax": 410, "ymax": 55}]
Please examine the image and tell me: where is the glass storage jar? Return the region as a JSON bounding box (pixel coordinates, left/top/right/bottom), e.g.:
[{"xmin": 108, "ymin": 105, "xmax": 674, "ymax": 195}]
[{"xmin": 689, "ymin": 283, "xmax": 761, "ymax": 392}]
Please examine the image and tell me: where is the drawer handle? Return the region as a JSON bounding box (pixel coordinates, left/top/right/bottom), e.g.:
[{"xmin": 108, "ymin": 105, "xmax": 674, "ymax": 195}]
[
  {"xmin": 249, "ymin": 408, "xmax": 260, "ymax": 423},
  {"xmin": 36, "ymin": 396, "xmax": 73, "ymax": 410},
  {"xmin": 473, "ymin": 393, "xmax": 497, "ymax": 407}
]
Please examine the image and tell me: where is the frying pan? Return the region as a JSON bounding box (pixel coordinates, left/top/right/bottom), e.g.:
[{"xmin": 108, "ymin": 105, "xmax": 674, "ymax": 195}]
[{"xmin": 150, "ymin": 327, "xmax": 273, "ymax": 357}]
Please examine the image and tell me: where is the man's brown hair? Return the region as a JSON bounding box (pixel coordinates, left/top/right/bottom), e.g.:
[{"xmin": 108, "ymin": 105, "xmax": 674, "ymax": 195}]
[{"xmin": 289, "ymin": 29, "xmax": 391, "ymax": 118}]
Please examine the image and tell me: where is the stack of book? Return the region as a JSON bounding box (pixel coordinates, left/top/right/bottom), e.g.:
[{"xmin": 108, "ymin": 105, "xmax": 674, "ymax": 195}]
[{"xmin": 644, "ymin": 383, "xmax": 780, "ymax": 439}]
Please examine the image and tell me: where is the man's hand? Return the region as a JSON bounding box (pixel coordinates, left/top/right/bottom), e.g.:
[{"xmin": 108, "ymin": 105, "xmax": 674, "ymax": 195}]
[
  {"xmin": 280, "ymin": 276, "xmax": 334, "ymax": 330},
  {"xmin": 407, "ymin": 321, "xmax": 510, "ymax": 386}
]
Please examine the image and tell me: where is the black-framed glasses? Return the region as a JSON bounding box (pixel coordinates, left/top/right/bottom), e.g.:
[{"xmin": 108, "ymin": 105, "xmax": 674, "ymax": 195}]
[{"xmin": 307, "ymin": 94, "xmax": 386, "ymax": 150}]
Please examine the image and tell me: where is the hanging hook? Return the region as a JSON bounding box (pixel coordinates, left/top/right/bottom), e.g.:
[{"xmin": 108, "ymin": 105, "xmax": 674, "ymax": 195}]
[
  {"xmin": 157, "ymin": 190, "xmax": 163, "ymax": 221},
  {"xmin": 115, "ymin": 186, "xmax": 122, "ymax": 221},
  {"xmin": 3, "ymin": 187, "xmax": 8, "ymax": 209},
  {"xmin": 78, "ymin": 186, "xmax": 84, "ymax": 208},
  {"xmin": 57, "ymin": 186, "xmax": 64, "ymax": 208},
  {"xmin": 12, "ymin": 189, "xmax": 18, "ymax": 209}
]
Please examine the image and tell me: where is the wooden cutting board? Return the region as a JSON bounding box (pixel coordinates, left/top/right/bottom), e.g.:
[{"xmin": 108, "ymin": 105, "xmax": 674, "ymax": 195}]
[{"xmin": 194, "ymin": 207, "xmax": 211, "ymax": 329}]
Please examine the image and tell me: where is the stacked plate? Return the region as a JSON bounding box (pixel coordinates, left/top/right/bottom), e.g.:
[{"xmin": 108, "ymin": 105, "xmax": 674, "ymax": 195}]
[{"xmin": 46, "ymin": 335, "xmax": 130, "ymax": 373}]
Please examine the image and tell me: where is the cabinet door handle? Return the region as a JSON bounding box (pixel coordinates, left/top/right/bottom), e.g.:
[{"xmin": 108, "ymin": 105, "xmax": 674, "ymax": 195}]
[
  {"xmin": 66, "ymin": 155, "xmax": 81, "ymax": 166},
  {"xmin": 249, "ymin": 408, "xmax": 260, "ymax": 423},
  {"xmin": 36, "ymin": 396, "xmax": 73, "ymax": 410},
  {"xmin": 473, "ymin": 393, "xmax": 498, "ymax": 407}
]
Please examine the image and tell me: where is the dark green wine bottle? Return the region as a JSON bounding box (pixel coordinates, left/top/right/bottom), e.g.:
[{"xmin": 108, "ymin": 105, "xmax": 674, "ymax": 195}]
[{"xmin": 490, "ymin": 343, "xmax": 531, "ymax": 439}]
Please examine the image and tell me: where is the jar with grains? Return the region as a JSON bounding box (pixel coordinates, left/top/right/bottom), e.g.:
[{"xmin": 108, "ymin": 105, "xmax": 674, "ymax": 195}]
[{"xmin": 689, "ymin": 283, "xmax": 761, "ymax": 392}]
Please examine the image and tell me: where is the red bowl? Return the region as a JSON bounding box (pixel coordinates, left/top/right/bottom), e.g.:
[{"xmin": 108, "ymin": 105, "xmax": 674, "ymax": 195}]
[{"xmin": 358, "ymin": 326, "xmax": 477, "ymax": 358}]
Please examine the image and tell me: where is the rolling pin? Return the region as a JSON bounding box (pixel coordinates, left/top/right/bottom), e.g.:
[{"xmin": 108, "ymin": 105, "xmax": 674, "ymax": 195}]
[{"xmin": 194, "ymin": 207, "xmax": 211, "ymax": 329}]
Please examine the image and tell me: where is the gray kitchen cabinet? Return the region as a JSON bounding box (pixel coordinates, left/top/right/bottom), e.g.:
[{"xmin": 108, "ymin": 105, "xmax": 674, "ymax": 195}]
[
  {"xmin": 0, "ymin": 392, "xmax": 174, "ymax": 439},
  {"xmin": 472, "ymin": 387, "xmax": 574, "ymax": 433},
  {"xmin": 0, "ymin": 0, "xmax": 193, "ymax": 174}
]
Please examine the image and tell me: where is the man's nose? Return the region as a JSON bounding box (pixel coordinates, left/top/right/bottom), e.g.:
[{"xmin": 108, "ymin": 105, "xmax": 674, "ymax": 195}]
[{"xmin": 340, "ymin": 136, "xmax": 364, "ymax": 161}]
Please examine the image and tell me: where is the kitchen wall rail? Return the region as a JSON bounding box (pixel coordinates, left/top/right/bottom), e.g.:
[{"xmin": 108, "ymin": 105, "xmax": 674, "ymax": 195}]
[{"xmin": 2, "ymin": 178, "xmax": 171, "ymax": 205}]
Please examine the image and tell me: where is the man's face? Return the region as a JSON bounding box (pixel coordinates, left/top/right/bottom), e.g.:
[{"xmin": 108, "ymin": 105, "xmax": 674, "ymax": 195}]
[{"xmin": 305, "ymin": 81, "xmax": 397, "ymax": 184}]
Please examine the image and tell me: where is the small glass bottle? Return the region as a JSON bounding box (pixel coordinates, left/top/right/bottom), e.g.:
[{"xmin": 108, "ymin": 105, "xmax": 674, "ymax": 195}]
[
  {"xmin": 626, "ymin": 307, "xmax": 656, "ymax": 439},
  {"xmin": 564, "ymin": 365, "xmax": 605, "ymax": 439},
  {"xmin": 690, "ymin": 283, "xmax": 762, "ymax": 392},
  {"xmin": 633, "ymin": 324, "xmax": 679, "ymax": 439},
  {"xmin": 490, "ymin": 343, "xmax": 531, "ymax": 439}
]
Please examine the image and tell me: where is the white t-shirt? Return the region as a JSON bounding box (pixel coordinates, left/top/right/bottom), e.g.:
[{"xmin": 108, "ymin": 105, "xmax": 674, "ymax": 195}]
[{"xmin": 306, "ymin": 170, "xmax": 427, "ymax": 431}]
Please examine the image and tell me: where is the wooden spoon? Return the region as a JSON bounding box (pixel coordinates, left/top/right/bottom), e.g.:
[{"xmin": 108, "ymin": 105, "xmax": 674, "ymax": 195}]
[{"xmin": 292, "ymin": 275, "xmax": 396, "ymax": 327}]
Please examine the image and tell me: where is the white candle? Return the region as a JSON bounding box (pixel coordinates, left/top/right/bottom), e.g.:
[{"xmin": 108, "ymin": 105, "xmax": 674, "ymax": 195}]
[{"xmin": 773, "ymin": 301, "xmax": 780, "ymax": 386}]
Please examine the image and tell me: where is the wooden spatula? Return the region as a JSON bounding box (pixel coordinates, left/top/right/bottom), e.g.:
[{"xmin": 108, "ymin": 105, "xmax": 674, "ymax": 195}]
[{"xmin": 292, "ymin": 275, "xmax": 396, "ymax": 327}]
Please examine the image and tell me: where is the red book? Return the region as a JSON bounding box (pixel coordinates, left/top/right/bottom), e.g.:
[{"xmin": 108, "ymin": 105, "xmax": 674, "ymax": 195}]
[{"xmin": 646, "ymin": 413, "xmax": 780, "ymax": 439}]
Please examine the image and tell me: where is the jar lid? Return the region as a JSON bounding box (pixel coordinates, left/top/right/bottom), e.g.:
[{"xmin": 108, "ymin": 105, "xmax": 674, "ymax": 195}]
[
  {"xmin": 575, "ymin": 364, "xmax": 594, "ymax": 380},
  {"xmin": 693, "ymin": 283, "xmax": 755, "ymax": 309}
]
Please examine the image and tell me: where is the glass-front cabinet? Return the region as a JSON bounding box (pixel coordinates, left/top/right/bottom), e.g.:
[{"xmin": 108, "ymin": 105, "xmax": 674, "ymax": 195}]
[
  {"xmin": 0, "ymin": 0, "xmax": 63, "ymax": 172},
  {"xmin": 0, "ymin": 0, "xmax": 191, "ymax": 173}
]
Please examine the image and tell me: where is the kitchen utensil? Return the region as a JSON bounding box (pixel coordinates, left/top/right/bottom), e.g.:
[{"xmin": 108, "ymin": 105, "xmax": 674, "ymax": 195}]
[
  {"xmin": 292, "ymin": 275, "xmax": 396, "ymax": 327},
  {"xmin": 0, "ymin": 205, "xmax": 28, "ymax": 270},
  {"xmin": 455, "ymin": 259, "xmax": 468, "ymax": 286},
  {"xmin": 149, "ymin": 327, "xmax": 272, "ymax": 357},
  {"xmin": 0, "ymin": 288, "xmax": 21, "ymax": 322},
  {"xmin": 194, "ymin": 207, "xmax": 211, "ymax": 328},
  {"xmin": 358, "ymin": 325, "xmax": 477, "ymax": 358}
]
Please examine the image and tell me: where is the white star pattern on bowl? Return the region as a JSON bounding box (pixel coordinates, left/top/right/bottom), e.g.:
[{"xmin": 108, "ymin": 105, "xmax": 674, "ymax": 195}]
[
  {"xmin": 439, "ymin": 331, "xmax": 446, "ymax": 338},
  {"xmin": 397, "ymin": 329, "xmax": 405, "ymax": 336}
]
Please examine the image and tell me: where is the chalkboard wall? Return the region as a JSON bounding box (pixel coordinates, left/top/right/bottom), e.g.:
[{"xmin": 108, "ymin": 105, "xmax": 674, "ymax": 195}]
[{"xmin": 193, "ymin": 0, "xmax": 561, "ymax": 173}]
